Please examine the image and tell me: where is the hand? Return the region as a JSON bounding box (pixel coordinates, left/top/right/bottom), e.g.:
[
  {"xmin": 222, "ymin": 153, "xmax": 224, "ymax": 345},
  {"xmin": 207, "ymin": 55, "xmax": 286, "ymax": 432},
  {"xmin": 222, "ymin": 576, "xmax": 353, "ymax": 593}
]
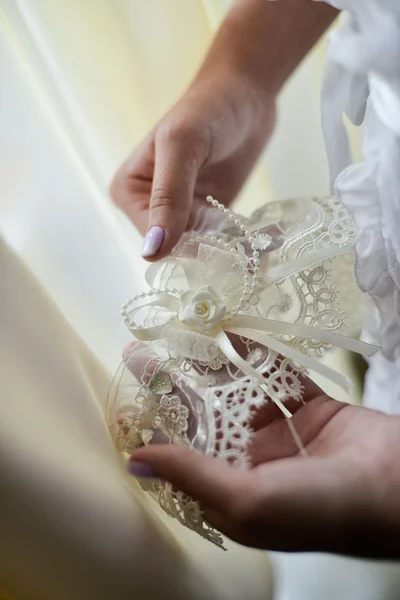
[
  {"xmin": 128, "ymin": 379, "xmax": 400, "ymax": 559},
  {"xmin": 110, "ymin": 70, "xmax": 276, "ymax": 260},
  {"xmin": 110, "ymin": 0, "xmax": 337, "ymax": 261}
]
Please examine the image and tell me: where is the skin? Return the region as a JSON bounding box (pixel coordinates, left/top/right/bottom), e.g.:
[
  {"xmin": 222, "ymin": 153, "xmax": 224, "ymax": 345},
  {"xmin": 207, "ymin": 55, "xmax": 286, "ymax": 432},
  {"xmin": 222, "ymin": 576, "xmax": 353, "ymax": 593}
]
[
  {"xmin": 130, "ymin": 381, "xmax": 400, "ymax": 558},
  {"xmin": 112, "ymin": 0, "xmax": 400, "ymax": 557},
  {"xmin": 110, "ymin": 0, "xmax": 338, "ymax": 258}
]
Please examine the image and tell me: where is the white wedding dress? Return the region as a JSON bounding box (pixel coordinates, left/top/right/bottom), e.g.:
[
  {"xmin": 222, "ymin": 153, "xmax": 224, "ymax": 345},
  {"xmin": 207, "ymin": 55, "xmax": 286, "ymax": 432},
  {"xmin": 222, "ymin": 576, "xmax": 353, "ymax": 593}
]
[
  {"xmin": 273, "ymin": 3, "xmax": 400, "ymax": 600},
  {"xmin": 320, "ymin": 0, "xmax": 400, "ymax": 413}
]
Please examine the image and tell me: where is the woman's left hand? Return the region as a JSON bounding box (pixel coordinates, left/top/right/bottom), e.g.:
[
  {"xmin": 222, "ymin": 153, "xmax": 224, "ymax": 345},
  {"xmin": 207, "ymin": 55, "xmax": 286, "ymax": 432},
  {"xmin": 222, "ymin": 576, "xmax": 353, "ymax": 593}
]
[{"xmin": 128, "ymin": 382, "xmax": 400, "ymax": 559}]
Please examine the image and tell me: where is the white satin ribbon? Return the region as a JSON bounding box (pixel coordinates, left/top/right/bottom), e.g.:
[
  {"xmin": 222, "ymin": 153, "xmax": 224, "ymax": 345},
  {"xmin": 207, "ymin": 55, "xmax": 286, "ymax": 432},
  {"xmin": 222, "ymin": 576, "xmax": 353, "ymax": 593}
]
[
  {"xmin": 259, "ymin": 244, "xmax": 354, "ymax": 289},
  {"xmin": 145, "ymin": 257, "xmax": 196, "ymax": 289},
  {"xmin": 224, "ymin": 325, "xmax": 351, "ymax": 392},
  {"xmin": 126, "ymin": 254, "xmax": 378, "ymax": 412},
  {"xmin": 229, "ymin": 316, "xmax": 377, "ymax": 357},
  {"xmin": 215, "ymin": 330, "xmax": 265, "ymax": 385},
  {"xmin": 126, "ymin": 294, "xmax": 377, "ymax": 392}
]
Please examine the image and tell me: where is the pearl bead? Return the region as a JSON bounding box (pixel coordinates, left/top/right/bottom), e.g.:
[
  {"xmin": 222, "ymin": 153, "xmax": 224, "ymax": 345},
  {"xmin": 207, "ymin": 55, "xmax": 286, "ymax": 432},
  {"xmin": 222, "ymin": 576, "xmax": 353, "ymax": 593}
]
[
  {"xmin": 206, "ymin": 196, "xmax": 213, "ymax": 202},
  {"xmin": 224, "ymin": 208, "xmax": 229, "ymax": 215},
  {"xmin": 253, "ymin": 251, "xmax": 260, "ymax": 258},
  {"xmin": 212, "ymin": 199, "xmax": 218, "ymax": 207},
  {"xmin": 253, "ymin": 258, "xmax": 260, "ymax": 266},
  {"xmin": 253, "ymin": 266, "xmax": 259, "ymax": 274}
]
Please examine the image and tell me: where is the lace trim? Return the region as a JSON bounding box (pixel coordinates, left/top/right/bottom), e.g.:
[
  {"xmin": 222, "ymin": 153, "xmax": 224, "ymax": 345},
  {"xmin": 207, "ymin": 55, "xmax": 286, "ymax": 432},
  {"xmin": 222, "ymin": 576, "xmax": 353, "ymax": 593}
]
[{"xmin": 107, "ymin": 196, "xmax": 366, "ymax": 548}]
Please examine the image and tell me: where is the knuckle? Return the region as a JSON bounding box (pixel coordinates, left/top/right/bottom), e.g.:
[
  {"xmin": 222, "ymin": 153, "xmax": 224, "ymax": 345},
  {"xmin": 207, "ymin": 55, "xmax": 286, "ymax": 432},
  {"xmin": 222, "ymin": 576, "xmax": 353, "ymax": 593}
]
[
  {"xmin": 159, "ymin": 118, "xmax": 209, "ymax": 161},
  {"xmin": 150, "ymin": 188, "xmax": 178, "ymax": 211},
  {"xmin": 168, "ymin": 120, "xmax": 198, "ymax": 143}
]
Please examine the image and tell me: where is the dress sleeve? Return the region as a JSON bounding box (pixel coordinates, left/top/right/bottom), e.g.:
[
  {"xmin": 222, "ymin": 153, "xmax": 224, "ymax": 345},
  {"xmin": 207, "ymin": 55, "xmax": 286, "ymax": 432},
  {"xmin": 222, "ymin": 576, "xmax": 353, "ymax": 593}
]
[{"xmin": 317, "ymin": 0, "xmax": 400, "ymax": 364}]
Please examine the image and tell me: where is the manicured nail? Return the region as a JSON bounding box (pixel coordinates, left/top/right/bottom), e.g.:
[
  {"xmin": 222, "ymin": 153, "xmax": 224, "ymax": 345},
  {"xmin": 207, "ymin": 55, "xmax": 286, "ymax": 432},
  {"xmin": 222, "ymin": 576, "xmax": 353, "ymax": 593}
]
[
  {"xmin": 141, "ymin": 226, "xmax": 165, "ymax": 258},
  {"xmin": 127, "ymin": 460, "xmax": 154, "ymax": 478}
]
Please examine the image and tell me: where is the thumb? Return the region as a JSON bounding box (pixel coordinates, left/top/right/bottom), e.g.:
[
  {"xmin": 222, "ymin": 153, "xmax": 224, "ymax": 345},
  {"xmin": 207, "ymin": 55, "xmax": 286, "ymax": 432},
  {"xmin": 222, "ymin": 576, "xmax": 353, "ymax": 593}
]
[
  {"xmin": 127, "ymin": 445, "xmax": 250, "ymax": 511},
  {"xmin": 141, "ymin": 125, "xmax": 203, "ymax": 261}
]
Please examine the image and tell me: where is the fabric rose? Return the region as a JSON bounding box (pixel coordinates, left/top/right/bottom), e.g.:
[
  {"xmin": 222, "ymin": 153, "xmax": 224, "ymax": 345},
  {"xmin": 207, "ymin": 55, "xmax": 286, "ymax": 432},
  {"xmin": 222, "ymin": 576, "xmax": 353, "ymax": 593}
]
[{"xmin": 178, "ymin": 286, "xmax": 226, "ymax": 331}]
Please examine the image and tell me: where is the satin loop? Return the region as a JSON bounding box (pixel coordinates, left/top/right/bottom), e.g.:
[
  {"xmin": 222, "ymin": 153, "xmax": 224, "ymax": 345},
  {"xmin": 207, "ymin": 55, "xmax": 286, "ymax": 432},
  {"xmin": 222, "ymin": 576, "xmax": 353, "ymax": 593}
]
[{"xmin": 145, "ymin": 257, "xmax": 196, "ymax": 289}]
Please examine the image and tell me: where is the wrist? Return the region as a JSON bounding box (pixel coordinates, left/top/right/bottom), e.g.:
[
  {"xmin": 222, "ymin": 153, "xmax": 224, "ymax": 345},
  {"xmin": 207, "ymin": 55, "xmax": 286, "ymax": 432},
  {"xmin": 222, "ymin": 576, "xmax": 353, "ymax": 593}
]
[{"xmin": 198, "ymin": 0, "xmax": 338, "ymax": 97}]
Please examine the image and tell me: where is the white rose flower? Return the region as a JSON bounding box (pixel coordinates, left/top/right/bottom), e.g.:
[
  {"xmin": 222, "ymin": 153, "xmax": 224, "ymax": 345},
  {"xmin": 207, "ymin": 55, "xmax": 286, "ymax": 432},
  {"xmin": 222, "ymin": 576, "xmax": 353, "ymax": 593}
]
[{"xmin": 178, "ymin": 285, "xmax": 226, "ymax": 331}]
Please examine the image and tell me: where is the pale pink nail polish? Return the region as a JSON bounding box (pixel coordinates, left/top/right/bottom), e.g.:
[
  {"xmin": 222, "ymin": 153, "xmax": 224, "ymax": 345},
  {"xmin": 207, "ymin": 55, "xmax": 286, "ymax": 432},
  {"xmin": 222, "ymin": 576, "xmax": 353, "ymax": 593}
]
[
  {"xmin": 127, "ymin": 460, "xmax": 154, "ymax": 478},
  {"xmin": 141, "ymin": 226, "xmax": 165, "ymax": 258}
]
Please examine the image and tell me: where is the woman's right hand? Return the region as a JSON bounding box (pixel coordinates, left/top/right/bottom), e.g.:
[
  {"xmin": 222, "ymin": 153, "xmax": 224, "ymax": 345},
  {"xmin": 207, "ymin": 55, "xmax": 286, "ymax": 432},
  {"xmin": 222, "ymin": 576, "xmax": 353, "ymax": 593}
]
[
  {"xmin": 110, "ymin": 0, "xmax": 338, "ymax": 261},
  {"xmin": 110, "ymin": 69, "xmax": 276, "ymax": 260}
]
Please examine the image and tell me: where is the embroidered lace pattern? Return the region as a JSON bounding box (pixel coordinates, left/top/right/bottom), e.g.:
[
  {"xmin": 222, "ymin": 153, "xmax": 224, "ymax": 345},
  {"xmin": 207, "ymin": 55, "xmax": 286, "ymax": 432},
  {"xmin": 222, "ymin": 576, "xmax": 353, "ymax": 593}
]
[{"xmin": 107, "ymin": 196, "xmax": 370, "ymax": 548}]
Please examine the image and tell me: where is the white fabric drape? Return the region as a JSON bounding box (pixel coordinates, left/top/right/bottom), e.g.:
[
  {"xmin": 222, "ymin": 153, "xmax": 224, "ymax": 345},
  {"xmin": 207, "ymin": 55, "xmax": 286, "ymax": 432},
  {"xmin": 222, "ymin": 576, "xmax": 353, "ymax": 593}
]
[
  {"xmin": 1, "ymin": 1, "xmax": 398, "ymax": 599},
  {"xmin": 0, "ymin": 239, "xmax": 273, "ymax": 600}
]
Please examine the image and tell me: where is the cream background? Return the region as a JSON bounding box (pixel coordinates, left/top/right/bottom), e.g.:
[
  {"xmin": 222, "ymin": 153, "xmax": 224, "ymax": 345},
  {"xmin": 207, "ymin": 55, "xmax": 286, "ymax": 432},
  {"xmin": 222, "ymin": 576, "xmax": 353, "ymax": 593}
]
[
  {"xmin": 1, "ymin": 1, "xmax": 399, "ymax": 599},
  {"xmin": 0, "ymin": 238, "xmax": 273, "ymax": 600}
]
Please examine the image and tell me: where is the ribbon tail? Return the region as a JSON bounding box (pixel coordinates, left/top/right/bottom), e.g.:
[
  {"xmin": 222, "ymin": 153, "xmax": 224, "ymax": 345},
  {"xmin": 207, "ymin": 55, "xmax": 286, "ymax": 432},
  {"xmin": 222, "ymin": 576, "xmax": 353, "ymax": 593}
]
[
  {"xmin": 215, "ymin": 331, "xmax": 265, "ymax": 384},
  {"xmin": 225, "ymin": 326, "xmax": 352, "ymax": 392},
  {"xmin": 215, "ymin": 331, "xmax": 293, "ymax": 417},
  {"xmin": 230, "ymin": 316, "xmax": 378, "ymax": 358},
  {"xmin": 129, "ymin": 324, "xmax": 170, "ymax": 341},
  {"xmin": 258, "ymin": 244, "xmax": 354, "ymax": 290},
  {"xmin": 259, "ymin": 383, "xmax": 293, "ymax": 419}
]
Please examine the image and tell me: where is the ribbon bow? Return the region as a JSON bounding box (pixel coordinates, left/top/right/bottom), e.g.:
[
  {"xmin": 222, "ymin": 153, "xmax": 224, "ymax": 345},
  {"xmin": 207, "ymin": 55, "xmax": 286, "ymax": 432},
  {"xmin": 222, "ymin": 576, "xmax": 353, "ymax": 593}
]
[{"xmin": 122, "ymin": 198, "xmax": 377, "ymax": 416}]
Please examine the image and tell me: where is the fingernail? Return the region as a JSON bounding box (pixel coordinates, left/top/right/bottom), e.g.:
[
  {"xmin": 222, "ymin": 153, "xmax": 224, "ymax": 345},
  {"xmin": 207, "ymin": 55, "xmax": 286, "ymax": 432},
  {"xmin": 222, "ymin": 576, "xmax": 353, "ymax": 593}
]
[
  {"xmin": 127, "ymin": 460, "xmax": 154, "ymax": 478},
  {"xmin": 141, "ymin": 226, "xmax": 165, "ymax": 258}
]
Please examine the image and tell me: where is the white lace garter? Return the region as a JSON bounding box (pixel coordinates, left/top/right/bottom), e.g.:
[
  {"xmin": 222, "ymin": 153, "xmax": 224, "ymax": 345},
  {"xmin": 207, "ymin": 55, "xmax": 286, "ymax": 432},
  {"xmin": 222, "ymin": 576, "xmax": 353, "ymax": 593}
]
[{"xmin": 106, "ymin": 196, "xmax": 377, "ymax": 548}]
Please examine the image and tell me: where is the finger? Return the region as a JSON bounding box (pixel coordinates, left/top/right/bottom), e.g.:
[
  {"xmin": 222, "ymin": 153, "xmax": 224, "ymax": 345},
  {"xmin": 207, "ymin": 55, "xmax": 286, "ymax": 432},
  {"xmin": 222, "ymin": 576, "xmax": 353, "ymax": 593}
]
[
  {"xmin": 250, "ymin": 371, "xmax": 326, "ymax": 432},
  {"xmin": 143, "ymin": 124, "xmax": 205, "ymax": 260},
  {"xmin": 127, "ymin": 445, "xmax": 251, "ymax": 512},
  {"xmin": 109, "ymin": 135, "xmax": 154, "ymax": 235},
  {"xmin": 249, "ymin": 395, "xmax": 344, "ymax": 465}
]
